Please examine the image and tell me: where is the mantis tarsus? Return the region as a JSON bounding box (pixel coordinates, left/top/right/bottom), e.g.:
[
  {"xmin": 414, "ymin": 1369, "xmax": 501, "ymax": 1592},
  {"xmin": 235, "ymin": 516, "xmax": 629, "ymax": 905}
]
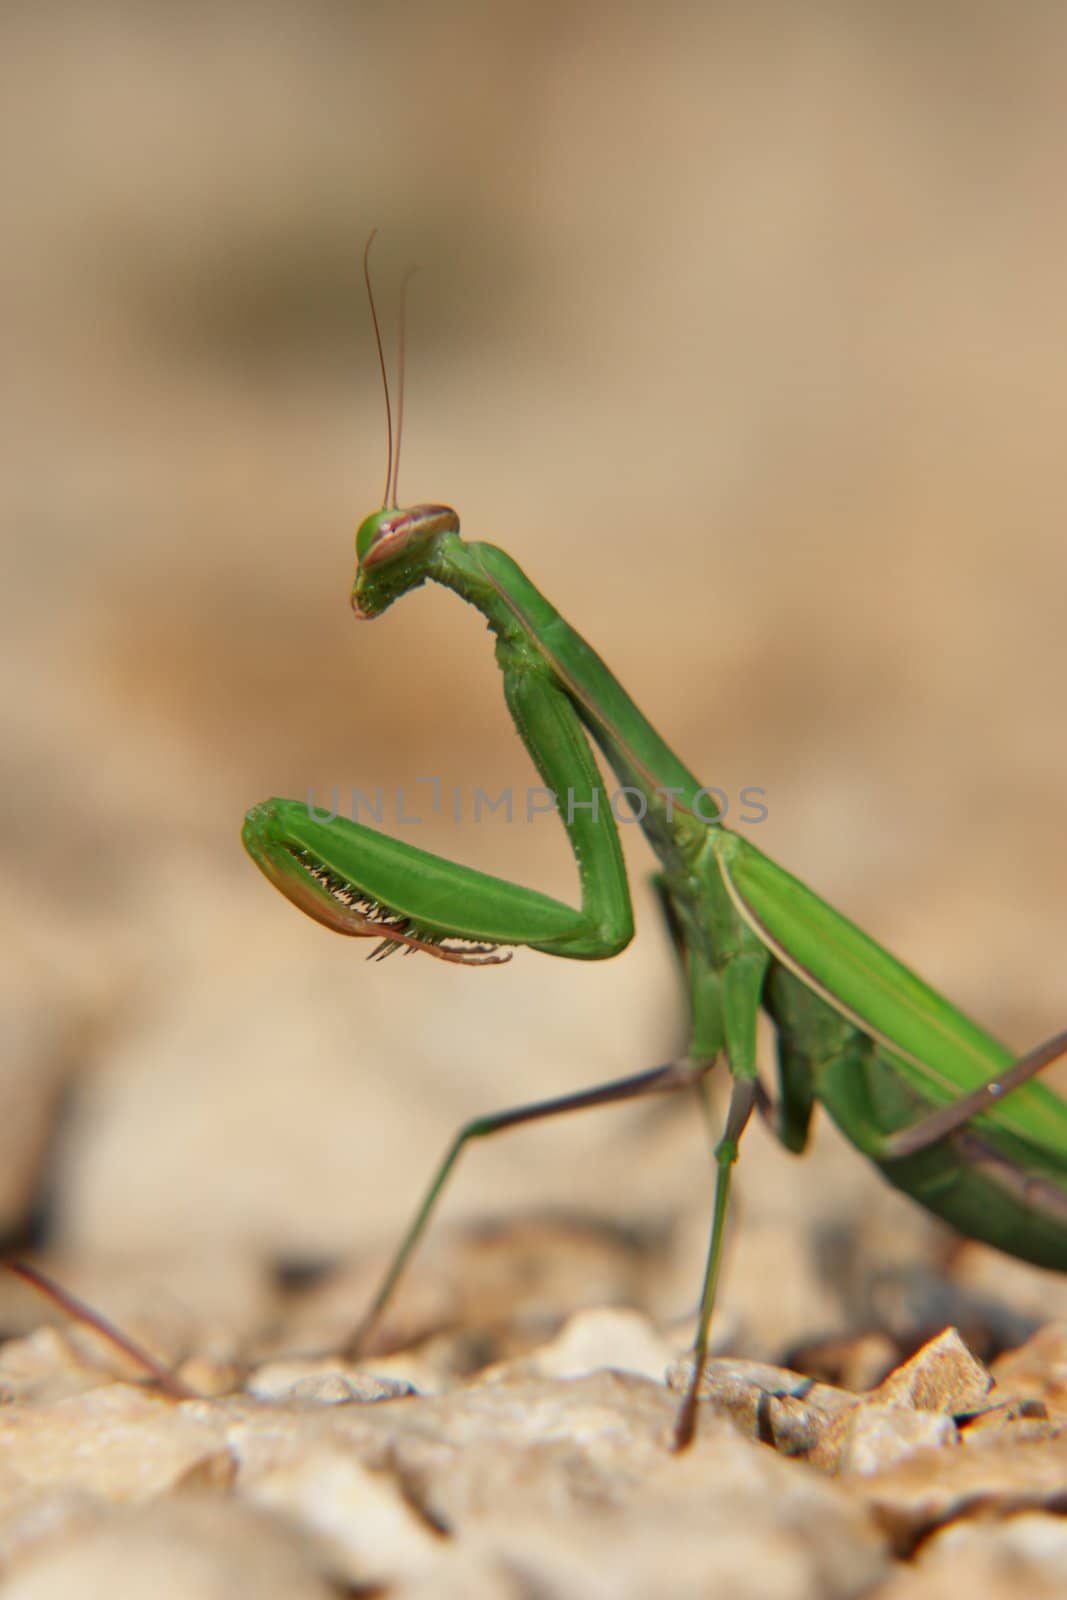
[{"xmin": 242, "ymin": 251, "xmax": 1067, "ymax": 1450}]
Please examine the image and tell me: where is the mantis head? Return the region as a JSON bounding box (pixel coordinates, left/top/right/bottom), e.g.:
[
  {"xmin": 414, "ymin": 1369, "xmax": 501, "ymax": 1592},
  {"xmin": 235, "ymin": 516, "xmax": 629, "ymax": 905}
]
[{"xmin": 351, "ymin": 503, "xmax": 459, "ymax": 618}]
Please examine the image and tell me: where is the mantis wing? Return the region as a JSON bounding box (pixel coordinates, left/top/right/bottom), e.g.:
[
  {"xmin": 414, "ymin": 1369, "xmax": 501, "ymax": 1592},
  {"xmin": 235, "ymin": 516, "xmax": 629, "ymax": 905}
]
[{"xmin": 717, "ymin": 832, "xmax": 1067, "ymax": 1155}]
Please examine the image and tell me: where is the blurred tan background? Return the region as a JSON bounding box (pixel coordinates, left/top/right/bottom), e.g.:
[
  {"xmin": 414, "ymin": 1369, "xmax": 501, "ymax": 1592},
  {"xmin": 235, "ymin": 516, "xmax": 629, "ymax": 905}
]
[{"xmin": 3, "ymin": 3, "xmax": 1066, "ymax": 1351}]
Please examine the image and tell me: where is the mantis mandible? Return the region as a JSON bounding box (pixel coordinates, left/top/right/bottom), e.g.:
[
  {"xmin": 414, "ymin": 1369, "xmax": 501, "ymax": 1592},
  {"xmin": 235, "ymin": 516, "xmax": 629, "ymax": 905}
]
[{"xmin": 242, "ymin": 246, "xmax": 1067, "ymax": 1449}]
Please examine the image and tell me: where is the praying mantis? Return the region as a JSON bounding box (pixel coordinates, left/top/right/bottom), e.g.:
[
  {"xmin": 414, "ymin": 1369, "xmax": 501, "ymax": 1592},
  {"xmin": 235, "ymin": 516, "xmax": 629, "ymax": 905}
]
[{"xmin": 241, "ymin": 254, "xmax": 1067, "ymax": 1450}]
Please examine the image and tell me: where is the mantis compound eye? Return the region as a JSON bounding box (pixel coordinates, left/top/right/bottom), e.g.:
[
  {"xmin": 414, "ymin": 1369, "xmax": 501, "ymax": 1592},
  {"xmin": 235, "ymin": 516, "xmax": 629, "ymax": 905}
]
[{"xmin": 355, "ymin": 504, "xmax": 459, "ymax": 568}]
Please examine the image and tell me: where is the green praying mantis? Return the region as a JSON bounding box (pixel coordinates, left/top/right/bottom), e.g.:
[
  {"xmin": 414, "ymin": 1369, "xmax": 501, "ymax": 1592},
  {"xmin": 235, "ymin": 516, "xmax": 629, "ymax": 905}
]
[
  {"xmin": 5, "ymin": 258, "xmax": 1060, "ymax": 1435},
  {"xmin": 240, "ymin": 255, "xmax": 1067, "ymax": 1451}
]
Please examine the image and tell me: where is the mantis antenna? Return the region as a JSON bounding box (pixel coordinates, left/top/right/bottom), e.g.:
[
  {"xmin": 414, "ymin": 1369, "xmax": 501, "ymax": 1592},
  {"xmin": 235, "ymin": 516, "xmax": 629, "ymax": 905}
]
[
  {"xmin": 362, "ymin": 229, "xmax": 394, "ymax": 510},
  {"xmin": 363, "ymin": 231, "xmax": 418, "ymax": 511},
  {"xmin": 390, "ymin": 267, "xmax": 417, "ymax": 510}
]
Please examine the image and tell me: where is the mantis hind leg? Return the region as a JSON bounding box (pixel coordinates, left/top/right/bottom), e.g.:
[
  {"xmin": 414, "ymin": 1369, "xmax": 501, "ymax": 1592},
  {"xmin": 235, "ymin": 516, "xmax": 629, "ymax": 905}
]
[
  {"xmin": 672, "ymin": 1074, "xmax": 757, "ymax": 1451},
  {"xmin": 343, "ymin": 1056, "xmax": 713, "ymax": 1360},
  {"xmin": 882, "ymin": 1027, "xmax": 1067, "ymax": 1158},
  {"xmin": 4, "ymin": 1258, "xmax": 196, "ymax": 1399}
]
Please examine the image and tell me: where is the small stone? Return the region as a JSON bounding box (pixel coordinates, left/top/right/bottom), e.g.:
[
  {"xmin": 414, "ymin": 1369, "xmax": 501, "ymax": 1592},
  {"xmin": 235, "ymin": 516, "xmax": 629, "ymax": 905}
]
[
  {"xmin": 805, "ymin": 1329, "xmax": 991, "ymax": 1474},
  {"xmin": 869, "ymin": 1327, "xmax": 991, "ymax": 1416},
  {"xmin": 246, "ymin": 1446, "xmax": 443, "ymax": 1587},
  {"xmin": 848, "ymin": 1434, "xmax": 1067, "ymax": 1551},
  {"xmin": 665, "ymin": 1356, "xmax": 855, "ymax": 1455},
  {"xmin": 668, "ymin": 1331, "xmax": 997, "ymax": 1474},
  {"xmin": 403, "ymin": 1544, "xmax": 532, "ymax": 1599},
  {"xmin": 245, "ymin": 1358, "xmax": 415, "ymax": 1404},
  {"xmin": 820, "ymin": 1403, "xmax": 957, "ymax": 1476},
  {"xmin": 0, "ymin": 1386, "xmax": 232, "ymax": 1502},
  {"xmin": 173, "ymin": 1355, "xmax": 241, "ymax": 1398},
  {"xmin": 0, "ymin": 1487, "xmax": 105, "ymax": 1575},
  {"xmin": 497, "ymin": 1306, "xmax": 674, "ymax": 1383},
  {"xmin": 0, "ymin": 1499, "xmax": 335, "ymax": 1599},
  {"xmin": 958, "ymin": 1397, "xmax": 1055, "ymax": 1446},
  {"xmin": 0, "ymin": 1329, "xmax": 108, "ymax": 1402},
  {"xmin": 876, "ymin": 1512, "xmax": 1067, "ymax": 1597}
]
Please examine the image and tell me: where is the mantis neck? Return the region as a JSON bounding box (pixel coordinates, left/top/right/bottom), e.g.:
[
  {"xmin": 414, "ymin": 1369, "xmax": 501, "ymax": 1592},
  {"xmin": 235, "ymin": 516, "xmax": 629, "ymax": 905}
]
[{"xmin": 430, "ymin": 531, "xmax": 715, "ymax": 870}]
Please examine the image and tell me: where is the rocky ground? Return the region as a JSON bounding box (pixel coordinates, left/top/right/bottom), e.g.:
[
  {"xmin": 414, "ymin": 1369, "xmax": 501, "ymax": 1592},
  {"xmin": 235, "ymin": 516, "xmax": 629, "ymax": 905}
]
[{"xmin": 2, "ymin": 1247, "xmax": 1067, "ymax": 1597}]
